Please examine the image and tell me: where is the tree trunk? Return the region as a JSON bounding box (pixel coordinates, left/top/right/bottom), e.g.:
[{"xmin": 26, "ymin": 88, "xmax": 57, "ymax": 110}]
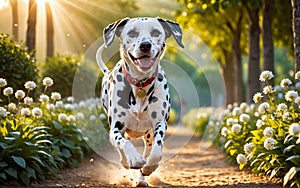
[
  {"xmin": 263, "ymin": 0, "xmax": 275, "ymax": 85},
  {"xmin": 222, "ymin": 49, "xmax": 235, "ymax": 105},
  {"xmin": 246, "ymin": 7, "xmax": 261, "ymax": 103},
  {"xmin": 26, "ymin": 0, "xmax": 37, "ymax": 54},
  {"xmin": 46, "ymin": 1, "xmax": 54, "ymax": 57},
  {"xmin": 291, "ymin": 0, "xmax": 300, "ymax": 72},
  {"xmin": 9, "ymin": 0, "xmax": 18, "ymax": 41},
  {"xmin": 232, "ymin": 10, "xmax": 244, "ymax": 103}
]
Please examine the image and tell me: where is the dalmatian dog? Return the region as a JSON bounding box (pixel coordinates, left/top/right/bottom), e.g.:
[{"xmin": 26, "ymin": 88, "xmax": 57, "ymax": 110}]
[{"xmin": 96, "ymin": 17, "xmax": 184, "ymax": 186}]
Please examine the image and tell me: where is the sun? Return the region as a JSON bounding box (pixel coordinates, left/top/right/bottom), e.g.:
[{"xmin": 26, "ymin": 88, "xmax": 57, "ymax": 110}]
[{"xmin": 0, "ymin": 0, "xmax": 9, "ymax": 10}]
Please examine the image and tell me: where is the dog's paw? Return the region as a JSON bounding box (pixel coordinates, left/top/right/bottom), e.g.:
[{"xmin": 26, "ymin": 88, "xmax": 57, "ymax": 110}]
[
  {"xmin": 134, "ymin": 180, "xmax": 149, "ymax": 187},
  {"xmin": 141, "ymin": 164, "xmax": 159, "ymax": 176},
  {"xmin": 123, "ymin": 141, "xmax": 146, "ymax": 169}
]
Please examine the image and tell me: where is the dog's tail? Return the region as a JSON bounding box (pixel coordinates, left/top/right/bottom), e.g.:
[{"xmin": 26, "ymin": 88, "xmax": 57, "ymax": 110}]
[{"xmin": 96, "ymin": 43, "xmax": 109, "ymax": 74}]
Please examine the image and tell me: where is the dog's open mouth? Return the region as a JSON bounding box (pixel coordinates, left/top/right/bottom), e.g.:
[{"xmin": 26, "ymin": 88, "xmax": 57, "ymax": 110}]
[{"xmin": 129, "ymin": 53, "xmax": 157, "ymax": 71}]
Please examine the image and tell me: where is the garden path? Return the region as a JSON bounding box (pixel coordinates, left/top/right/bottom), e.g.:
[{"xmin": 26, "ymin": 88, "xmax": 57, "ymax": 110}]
[{"xmin": 31, "ymin": 125, "xmax": 281, "ymax": 187}]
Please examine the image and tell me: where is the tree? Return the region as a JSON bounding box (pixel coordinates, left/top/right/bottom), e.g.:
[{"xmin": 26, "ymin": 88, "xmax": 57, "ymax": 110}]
[
  {"xmin": 46, "ymin": 1, "xmax": 54, "ymax": 57},
  {"xmin": 246, "ymin": 5, "xmax": 261, "ymax": 102},
  {"xmin": 175, "ymin": 1, "xmax": 246, "ymax": 104},
  {"xmin": 26, "ymin": 0, "xmax": 37, "ymax": 54},
  {"xmin": 262, "ymin": 0, "xmax": 274, "ymax": 85},
  {"xmin": 291, "ymin": 0, "xmax": 300, "ymax": 71},
  {"xmin": 9, "ymin": 0, "xmax": 18, "ymax": 41}
]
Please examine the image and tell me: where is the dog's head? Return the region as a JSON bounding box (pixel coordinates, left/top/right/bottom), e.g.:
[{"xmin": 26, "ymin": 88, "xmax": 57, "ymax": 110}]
[{"xmin": 103, "ymin": 17, "xmax": 184, "ymax": 73}]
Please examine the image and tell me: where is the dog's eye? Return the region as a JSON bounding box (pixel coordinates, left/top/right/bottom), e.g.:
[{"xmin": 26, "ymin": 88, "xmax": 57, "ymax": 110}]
[
  {"xmin": 127, "ymin": 30, "xmax": 138, "ymax": 38},
  {"xmin": 151, "ymin": 29, "xmax": 161, "ymax": 37}
]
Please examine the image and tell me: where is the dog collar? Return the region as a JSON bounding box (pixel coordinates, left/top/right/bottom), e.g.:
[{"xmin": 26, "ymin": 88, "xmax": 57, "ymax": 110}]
[{"xmin": 122, "ymin": 63, "xmax": 158, "ymax": 88}]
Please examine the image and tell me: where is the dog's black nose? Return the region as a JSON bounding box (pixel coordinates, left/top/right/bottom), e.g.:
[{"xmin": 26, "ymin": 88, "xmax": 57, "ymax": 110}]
[{"xmin": 139, "ymin": 42, "xmax": 151, "ymax": 52}]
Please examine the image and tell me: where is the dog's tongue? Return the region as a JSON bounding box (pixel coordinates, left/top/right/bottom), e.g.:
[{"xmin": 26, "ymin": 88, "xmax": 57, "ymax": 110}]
[{"xmin": 137, "ymin": 58, "xmax": 153, "ymax": 68}]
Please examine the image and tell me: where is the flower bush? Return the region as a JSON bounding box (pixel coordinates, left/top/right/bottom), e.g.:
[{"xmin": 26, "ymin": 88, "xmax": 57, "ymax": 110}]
[
  {"xmin": 214, "ymin": 70, "xmax": 300, "ymax": 187},
  {"xmin": 0, "ymin": 77, "xmax": 107, "ymax": 185}
]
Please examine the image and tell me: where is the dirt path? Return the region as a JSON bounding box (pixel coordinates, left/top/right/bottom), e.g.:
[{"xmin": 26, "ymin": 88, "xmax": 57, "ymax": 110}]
[{"xmin": 28, "ymin": 125, "xmax": 281, "ymax": 187}]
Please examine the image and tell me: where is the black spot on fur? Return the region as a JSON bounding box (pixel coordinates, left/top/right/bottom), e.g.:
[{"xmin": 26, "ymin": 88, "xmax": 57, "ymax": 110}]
[
  {"xmin": 164, "ymin": 84, "xmax": 168, "ymax": 89},
  {"xmin": 116, "ymin": 75, "xmax": 123, "ymax": 82},
  {"xmin": 161, "ymin": 110, "xmax": 165, "ymax": 116},
  {"xmin": 148, "ymin": 143, "xmax": 152, "ymax": 146},
  {"xmin": 151, "ymin": 111, "xmax": 157, "ymax": 119},
  {"xmin": 163, "ymin": 102, "xmax": 167, "ymax": 108},
  {"xmin": 114, "ymin": 130, "xmax": 118, "ymax": 134},
  {"xmin": 109, "ymin": 116, "xmax": 112, "ymax": 125},
  {"xmin": 157, "ymin": 140, "xmax": 162, "ymax": 146},
  {"xmin": 159, "ymin": 131, "xmax": 164, "ymax": 138},
  {"xmin": 158, "ymin": 73, "xmax": 164, "ymax": 82},
  {"xmin": 119, "ymin": 66, "xmax": 122, "ymax": 73},
  {"xmin": 147, "ymin": 84, "xmax": 155, "ymax": 95},
  {"xmin": 121, "ymin": 111, "xmax": 126, "ymax": 116},
  {"xmin": 114, "ymin": 108, "xmax": 118, "ymax": 113},
  {"xmin": 147, "ymin": 134, "xmax": 151, "ymax": 139},
  {"xmin": 115, "ymin": 121, "xmax": 124, "ymax": 130},
  {"xmin": 143, "ymin": 106, "xmax": 148, "ymax": 111},
  {"xmin": 117, "ymin": 78, "xmax": 132, "ymax": 109},
  {"xmin": 166, "ymin": 94, "xmax": 169, "ymax": 101}
]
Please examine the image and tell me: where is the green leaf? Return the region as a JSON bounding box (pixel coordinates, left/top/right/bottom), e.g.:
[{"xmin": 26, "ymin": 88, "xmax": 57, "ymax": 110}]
[
  {"xmin": 0, "ymin": 161, "xmax": 8, "ymax": 168},
  {"xmin": 52, "ymin": 120, "xmax": 63, "ymax": 130},
  {"xmin": 12, "ymin": 156, "xmax": 26, "ymax": 168},
  {"xmin": 284, "ymin": 167, "xmax": 297, "ymax": 187},
  {"xmin": 26, "ymin": 167, "xmax": 36, "ymax": 180},
  {"xmin": 0, "ymin": 142, "xmax": 7, "ymax": 149},
  {"xmin": 286, "ymin": 155, "xmax": 300, "ymax": 166},
  {"xmin": 4, "ymin": 167, "xmax": 18, "ymax": 179},
  {"xmin": 20, "ymin": 170, "xmax": 30, "ymax": 185},
  {"xmin": 283, "ymin": 145, "xmax": 296, "ymax": 154},
  {"xmin": 62, "ymin": 148, "xmax": 71, "ymax": 158},
  {"xmin": 0, "ymin": 172, "xmax": 6, "ymax": 180}
]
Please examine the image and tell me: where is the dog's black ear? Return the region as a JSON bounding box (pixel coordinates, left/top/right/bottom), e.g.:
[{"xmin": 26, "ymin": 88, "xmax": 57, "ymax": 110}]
[
  {"xmin": 158, "ymin": 18, "xmax": 184, "ymax": 48},
  {"xmin": 103, "ymin": 18, "xmax": 130, "ymax": 47}
]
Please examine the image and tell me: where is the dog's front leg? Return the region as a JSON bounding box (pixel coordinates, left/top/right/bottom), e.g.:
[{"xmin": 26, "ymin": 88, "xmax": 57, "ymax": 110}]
[
  {"xmin": 141, "ymin": 120, "xmax": 167, "ymax": 176},
  {"xmin": 109, "ymin": 120, "xmax": 146, "ymax": 169}
]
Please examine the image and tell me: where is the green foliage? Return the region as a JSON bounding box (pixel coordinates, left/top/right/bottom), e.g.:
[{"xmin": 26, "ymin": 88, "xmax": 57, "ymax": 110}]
[
  {"xmin": 0, "ymin": 77, "xmax": 107, "ymax": 185},
  {"xmin": 0, "ymin": 34, "xmax": 38, "ymax": 104},
  {"xmin": 40, "ymin": 54, "xmax": 100, "ymax": 98}
]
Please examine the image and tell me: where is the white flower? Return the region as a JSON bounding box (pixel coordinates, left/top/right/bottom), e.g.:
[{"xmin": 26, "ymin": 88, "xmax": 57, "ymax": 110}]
[
  {"xmin": 227, "ymin": 104, "xmax": 233, "ymax": 110},
  {"xmin": 232, "ymin": 107, "xmax": 242, "ymax": 116},
  {"xmin": 24, "ymin": 81, "xmax": 36, "ymax": 90},
  {"xmin": 67, "ymin": 96, "xmax": 74, "ymax": 103},
  {"xmin": 236, "ymin": 154, "xmax": 247, "ymax": 165},
  {"xmin": 46, "ymin": 103, "xmax": 55, "ymax": 110},
  {"xmin": 261, "ymin": 115, "xmax": 268, "ymax": 121},
  {"xmin": 232, "ymin": 124, "xmax": 242, "ymax": 133},
  {"xmin": 244, "ymin": 143, "xmax": 254, "ymax": 154},
  {"xmin": 221, "ymin": 127, "xmax": 229, "ymax": 137},
  {"xmin": 280, "ymin": 78, "xmax": 292, "ymax": 88},
  {"xmin": 15, "ymin": 90, "xmax": 25, "ymax": 99},
  {"xmin": 55, "ymin": 101, "xmax": 64, "ymax": 108},
  {"xmin": 51, "ymin": 92, "xmax": 61, "ymax": 101},
  {"xmin": 283, "ymin": 112, "xmax": 291, "ymax": 121},
  {"xmin": 76, "ymin": 112, "xmax": 85, "ymax": 120},
  {"xmin": 256, "ymin": 119, "xmax": 264, "ymax": 128},
  {"xmin": 64, "ymin": 104, "xmax": 74, "ymax": 111},
  {"xmin": 43, "ymin": 77, "xmax": 54, "ymax": 87},
  {"xmin": 259, "ymin": 70, "xmax": 274, "ymax": 82},
  {"xmin": 239, "ymin": 114, "xmax": 250, "ymax": 123},
  {"xmin": 58, "ymin": 113, "xmax": 68, "ymax": 122},
  {"xmin": 0, "ymin": 107, "xmax": 7, "ymax": 117},
  {"xmin": 21, "ymin": 108, "xmax": 31, "ymax": 116},
  {"xmin": 7, "ymin": 103, "xmax": 16, "ymax": 111},
  {"xmin": 295, "ymin": 71, "xmax": 300, "ymax": 80},
  {"xmin": 68, "ymin": 115, "xmax": 76, "ymax": 123},
  {"xmin": 226, "ymin": 118, "xmax": 234, "ymax": 125},
  {"xmin": 263, "ymin": 85, "xmax": 273, "ymax": 94},
  {"xmin": 3, "ymin": 87, "xmax": 13, "ymax": 96},
  {"xmin": 285, "ymin": 90, "xmax": 298, "ymax": 102},
  {"xmin": 240, "ymin": 102, "xmax": 248, "ymax": 111},
  {"xmin": 89, "ymin": 115, "xmax": 96, "ymax": 121},
  {"xmin": 39, "ymin": 94, "xmax": 49, "ymax": 103},
  {"xmin": 24, "ymin": 97, "xmax": 33, "ymax": 105},
  {"xmin": 258, "ymin": 102, "xmax": 270, "ymax": 114},
  {"xmin": 264, "ymin": 137, "xmax": 276, "ymax": 150},
  {"xmin": 253, "ymin": 92, "xmax": 263, "ymax": 103},
  {"xmin": 0, "ymin": 78, "xmax": 7, "ymax": 87},
  {"xmin": 32, "ymin": 107, "xmax": 42, "ymax": 118},
  {"xmin": 276, "ymin": 103, "xmax": 288, "ymax": 112},
  {"xmin": 289, "ymin": 123, "xmax": 300, "ymax": 136},
  {"xmin": 99, "ymin": 113, "xmax": 106, "ymax": 120},
  {"xmin": 295, "ymin": 82, "xmax": 300, "ymax": 90},
  {"xmin": 263, "ymin": 127, "xmax": 274, "ymax": 137}
]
